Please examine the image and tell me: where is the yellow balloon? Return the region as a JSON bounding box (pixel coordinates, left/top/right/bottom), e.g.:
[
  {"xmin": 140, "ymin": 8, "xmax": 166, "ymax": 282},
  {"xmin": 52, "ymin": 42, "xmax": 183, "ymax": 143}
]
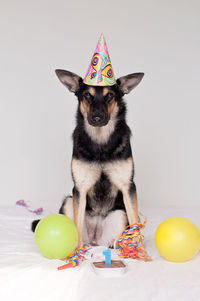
[{"xmin": 155, "ymin": 217, "xmax": 200, "ymax": 262}]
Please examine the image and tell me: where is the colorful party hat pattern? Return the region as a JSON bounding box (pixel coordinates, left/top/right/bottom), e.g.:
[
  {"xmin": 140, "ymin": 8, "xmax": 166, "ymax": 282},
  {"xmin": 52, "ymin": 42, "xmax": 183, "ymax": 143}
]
[{"xmin": 83, "ymin": 33, "xmax": 116, "ymax": 86}]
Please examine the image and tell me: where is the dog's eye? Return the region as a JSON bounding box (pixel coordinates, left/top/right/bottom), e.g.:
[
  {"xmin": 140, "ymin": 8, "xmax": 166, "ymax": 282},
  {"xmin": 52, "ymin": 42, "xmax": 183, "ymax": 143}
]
[
  {"xmin": 84, "ymin": 92, "xmax": 93, "ymax": 103},
  {"xmin": 105, "ymin": 92, "xmax": 114, "ymax": 103}
]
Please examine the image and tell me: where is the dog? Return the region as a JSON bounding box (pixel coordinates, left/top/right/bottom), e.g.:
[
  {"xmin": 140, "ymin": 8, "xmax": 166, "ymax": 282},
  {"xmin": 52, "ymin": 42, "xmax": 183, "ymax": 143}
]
[{"xmin": 32, "ymin": 69, "xmax": 148, "ymax": 256}]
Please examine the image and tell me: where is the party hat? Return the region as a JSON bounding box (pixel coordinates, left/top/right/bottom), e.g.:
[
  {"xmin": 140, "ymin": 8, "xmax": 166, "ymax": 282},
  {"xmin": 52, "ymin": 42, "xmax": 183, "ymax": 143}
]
[{"xmin": 83, "ymin": 33, "xmax": 116, "ymax": 86}]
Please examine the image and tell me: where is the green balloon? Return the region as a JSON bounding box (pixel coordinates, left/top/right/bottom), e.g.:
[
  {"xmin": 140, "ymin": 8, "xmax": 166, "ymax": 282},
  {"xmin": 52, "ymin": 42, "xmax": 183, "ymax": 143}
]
[{"xmin": 35, "ymin": 214, "xmax": 78, "ymax": 259}]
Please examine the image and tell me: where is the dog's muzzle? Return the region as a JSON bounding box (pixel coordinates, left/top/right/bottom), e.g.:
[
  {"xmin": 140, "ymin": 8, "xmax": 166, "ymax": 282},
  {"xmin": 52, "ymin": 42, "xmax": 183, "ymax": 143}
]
[{"xmin": 88, "ymin": 114, "xmax": 109, "ymax": 127}]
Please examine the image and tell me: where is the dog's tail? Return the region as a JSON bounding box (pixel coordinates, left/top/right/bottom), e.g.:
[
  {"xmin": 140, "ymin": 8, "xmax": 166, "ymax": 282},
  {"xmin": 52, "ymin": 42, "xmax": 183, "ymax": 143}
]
[{"xmin": 31, "ymin": 219, "xmax": 40, "ymax": 232}]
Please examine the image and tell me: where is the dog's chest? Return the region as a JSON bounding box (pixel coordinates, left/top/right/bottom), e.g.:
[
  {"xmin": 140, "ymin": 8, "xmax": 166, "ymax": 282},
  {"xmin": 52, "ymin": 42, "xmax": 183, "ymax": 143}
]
[
  {"xmin": 72, "ymin": 157, "xmax": 134, "ymax": 215},
  {"xmin": 86, "ymin": 172, "xmax": 118, "ymax": 216}
]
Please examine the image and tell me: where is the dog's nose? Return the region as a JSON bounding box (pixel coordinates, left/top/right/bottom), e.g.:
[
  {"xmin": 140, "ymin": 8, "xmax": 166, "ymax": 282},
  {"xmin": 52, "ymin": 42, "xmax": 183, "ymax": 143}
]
[{"xmin": 92, "ymin": 116, "xmax": 101, "ymax": 122}]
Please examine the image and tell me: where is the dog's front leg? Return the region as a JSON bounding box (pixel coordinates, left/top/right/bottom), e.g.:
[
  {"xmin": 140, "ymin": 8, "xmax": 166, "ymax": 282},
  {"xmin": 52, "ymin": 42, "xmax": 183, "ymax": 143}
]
[
  {"xmin": 104, "ymin": 158, "xmax": 151, "ymax": 260},
  {"xmin": 121, "ymin": 185, "xmax": 139, "ymax": 225},
  {"xmin": 76, "ymin": 191, "xmax": 87, "ymax": 246},
  {"xmin": 71, "ymin": 158, "xmax": 101, "ymax": 246}
]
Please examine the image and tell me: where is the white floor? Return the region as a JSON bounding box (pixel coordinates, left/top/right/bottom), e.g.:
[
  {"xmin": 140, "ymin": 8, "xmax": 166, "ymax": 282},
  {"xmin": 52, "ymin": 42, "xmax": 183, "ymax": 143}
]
[{"xmin": 0, "ymin": 203, "xmax": 200, "ymax": 301}]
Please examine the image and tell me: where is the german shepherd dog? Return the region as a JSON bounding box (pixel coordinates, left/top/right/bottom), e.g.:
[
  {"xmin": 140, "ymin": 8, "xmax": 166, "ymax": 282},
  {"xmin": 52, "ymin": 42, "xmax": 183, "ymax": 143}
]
[{"xmin": 32, "ymin": 69, "xmax": 149, "ymax": 258}]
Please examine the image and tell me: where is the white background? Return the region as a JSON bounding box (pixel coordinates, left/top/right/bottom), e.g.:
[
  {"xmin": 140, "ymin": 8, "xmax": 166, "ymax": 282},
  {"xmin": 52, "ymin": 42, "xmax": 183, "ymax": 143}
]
[{"xmin": 0, "ymin": 0, "xmax": 199, "ymax": 209}]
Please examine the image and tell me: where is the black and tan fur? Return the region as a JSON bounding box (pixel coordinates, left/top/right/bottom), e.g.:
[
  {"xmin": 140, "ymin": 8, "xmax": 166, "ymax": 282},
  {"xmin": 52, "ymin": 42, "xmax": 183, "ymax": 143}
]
[{"xmin": 32, "ymin": 70, "xmax": 149, "ymax": 258}]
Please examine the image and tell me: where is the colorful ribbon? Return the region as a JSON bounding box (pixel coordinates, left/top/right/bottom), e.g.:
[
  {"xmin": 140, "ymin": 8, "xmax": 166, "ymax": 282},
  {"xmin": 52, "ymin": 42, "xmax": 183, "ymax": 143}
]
[
  {"xmin": 57, "ymin": 247, "xmax": 87, "ymax": 270},
  {"xmin": 16, "ymin": 200, "xmax": 43, "ymax": 215},
  {"xmin": 117, "ymin": 219, "xmax": 151, "ymax": 261}
]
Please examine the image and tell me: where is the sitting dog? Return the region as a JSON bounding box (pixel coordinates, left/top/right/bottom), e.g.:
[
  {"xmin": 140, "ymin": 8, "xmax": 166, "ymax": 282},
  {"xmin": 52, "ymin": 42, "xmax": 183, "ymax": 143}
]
[
  {"xmin": 32, "ymin": 71, "xmax": 144, "ymax": 247},
  {"xmin": 54, "ymin": 69, "xmax": 144, "ymax": 248},
  {"xmin": 32, "ymin": 35, "xmax": 149, "ymax": 259}
]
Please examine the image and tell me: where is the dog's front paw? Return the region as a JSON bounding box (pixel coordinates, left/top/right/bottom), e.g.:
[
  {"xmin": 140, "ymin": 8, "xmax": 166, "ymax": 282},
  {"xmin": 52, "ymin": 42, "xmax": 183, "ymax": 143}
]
[
  {"xmin": 118, "ymin": 236, "xmax": 152, "ymax": 262},
  {"xmin": 137, "ymin": 247, "xmax": 152, "ymax": 261},
  {"xmin": 133, "ymin": 238, "xmax": 152, "ymax": 261}
]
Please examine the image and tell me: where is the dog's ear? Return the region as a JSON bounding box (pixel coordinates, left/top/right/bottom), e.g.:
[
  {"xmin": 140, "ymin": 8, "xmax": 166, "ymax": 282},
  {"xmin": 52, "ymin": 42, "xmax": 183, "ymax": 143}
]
[
  {"xmin": 117, "ymin": 73, "xmax": 144, "ymax": 94},
  {"xmin": 55, "ymin": 69, "xmax": 82, "ymax": 93}
]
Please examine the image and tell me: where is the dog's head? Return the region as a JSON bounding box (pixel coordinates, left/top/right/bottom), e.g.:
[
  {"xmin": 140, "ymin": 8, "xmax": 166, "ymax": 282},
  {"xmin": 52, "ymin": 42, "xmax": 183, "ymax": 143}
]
[{"xmin": 55, "ymin": 69, "xmax": 144, "ymax": 127}]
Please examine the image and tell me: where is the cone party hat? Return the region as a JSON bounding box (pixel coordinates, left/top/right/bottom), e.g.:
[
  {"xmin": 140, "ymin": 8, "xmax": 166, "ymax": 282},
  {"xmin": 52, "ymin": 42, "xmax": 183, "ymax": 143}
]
[{"xmin": 83, "ymin": 33, "xmax": 116, "ymax": 86}]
